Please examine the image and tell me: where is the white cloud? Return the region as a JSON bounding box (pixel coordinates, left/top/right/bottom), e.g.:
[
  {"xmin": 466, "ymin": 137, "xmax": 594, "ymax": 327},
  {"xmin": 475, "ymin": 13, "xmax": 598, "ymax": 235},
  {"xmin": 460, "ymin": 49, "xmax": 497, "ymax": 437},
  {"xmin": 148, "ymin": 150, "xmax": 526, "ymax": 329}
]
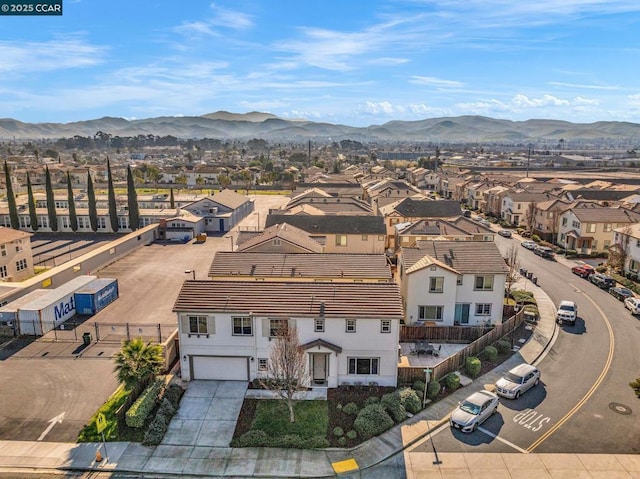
[
  {"xmin": 368, "ymin": 57, "xmax": 409, "ymax": 66},
  {"xmin": 548, "ymin": 81, "xmax": 620, "ymax": 90},
  {"xmin": 209, "ymin": 4, "xmax": 253, "ymax": 29},
  {"xmin": 362, "ymin": 101, "xmax": 396, "ymax": 115},
  {"xmin": 573, "ymin": 96, "xmax": 599, "ymax": 105},
  {"xmin": 0, "ymin": 38, "xmax": 106, "ymax": 74},
  {"xmin": 512, "ymin": 94, "xmax": 569, "ymax": 107},
  {"xmin": 410, "ymin": 76, "xmax": 464, "ymax": 88}
]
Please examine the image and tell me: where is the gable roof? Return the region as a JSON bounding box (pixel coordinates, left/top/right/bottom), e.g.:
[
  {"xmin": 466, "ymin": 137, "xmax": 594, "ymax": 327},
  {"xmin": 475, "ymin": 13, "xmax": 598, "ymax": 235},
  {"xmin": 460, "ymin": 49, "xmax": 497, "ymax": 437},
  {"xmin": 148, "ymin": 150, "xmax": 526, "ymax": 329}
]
[
  {"xmin": 569, "ymin": 205, "xmax": 640, "ymax": 223},
  {"xmin": 390, "ymin": 198, "xmax": 462, "ymax": 218},
  {"xmin": 0, "ymin": 227, "xmax": 32, "ymax": 244},
  {"xmin": 406, "ymin": 255, "xmax": 459, "ymax": 275},
  {"xmin": 402, "ymin": 240, "xmax": 508, "ymax": 275},
  {"xmin": 209, "ymin": 252, "xmax": 392, "ymax": 280},
  {"xmin": 235, "ymin": 223, "xmax": 323, "ymax": 253},
  {"xmin": 211, "ymin": 189, "xmax": 251, "ymax": 209},
  {"xmin": 265, "ymin": 214, "xmax": 386, "ymax": 235},
  {"xmin": 173, "ymin": 281, "xmax": 403, "ymax": 320}
]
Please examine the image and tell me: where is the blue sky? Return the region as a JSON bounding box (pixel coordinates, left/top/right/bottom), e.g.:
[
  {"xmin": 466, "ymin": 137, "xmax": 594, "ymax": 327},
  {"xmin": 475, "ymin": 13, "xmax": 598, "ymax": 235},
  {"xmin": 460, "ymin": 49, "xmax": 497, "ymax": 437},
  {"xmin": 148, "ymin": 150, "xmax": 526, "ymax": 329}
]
[{"xmin": 1, "ymin": 0, "xmax": 640, "ymax": 126}]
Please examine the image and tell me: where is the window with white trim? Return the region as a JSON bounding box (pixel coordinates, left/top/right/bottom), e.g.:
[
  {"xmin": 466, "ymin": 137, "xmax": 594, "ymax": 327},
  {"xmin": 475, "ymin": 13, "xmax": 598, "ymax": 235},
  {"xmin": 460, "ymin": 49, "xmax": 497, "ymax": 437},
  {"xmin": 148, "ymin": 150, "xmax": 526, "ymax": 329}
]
[
  {"xmin": 603, "ymin": 223, "xmax": 612, "ymax": 232},
  {"xmin": 586, "ymin": 223, "xmax": 596, "ymax": 233},
  {"xmin": 345, "ymin": 319, "xmax": 356, "ymax": 333},
  {"xmin": 380, "ymin": 320, "xmax": 391, "ymax": 333},
  {"xmin": 361, "ymin": 234, "xmax": 368, "ymax": 241},
  {"xmin": 474, "ymin": 275, "xmax": 494, "ymax": 291},
  {"xmin": 269, "ymin": 318, "xmax": 288, "ymax": 337},
  {"xmin": 258, "ymin": 358, "xmax": 268, "ymax": 372},
  {"xmin": 188, "ymin": 315, "xmax": 208, "ymax": 334},
  {"xmin": 475, "ymin": 304, "xmax": 492, "ymax": 316},
  {"xmin": 335, "ymin": 235, "xmax": 347, "ymax": 246},
  {"xmin": 16, "ymin": 259, "xmax": 27, "ymax": 271},
  {"xmin": 98, "ymin": 217, "xmax": 107, "ymax": 229},
  {"xmin": 315, "ymin": 318, "xmax": 325, "ymax": 332},
  {"xmin": 348, "ymin": 357, "xmax": 379, "ymax": 375},
  {"xmin": 0, "ymin": 265, "xmax": 7, "ymax": 278},
  {"xmin": 232, "ymin": 316, "xmax": 252, "ymax": 336},
  {"xmin": 0, "ymin": 245, "xmax": 5, "ymax": 257},
  {"xmin": 456, "ymin": 276, "xmax": 463, "ymax": 285},
  {"xmin": 418, "ymin": 305, "xmax": 443, "ymax": 321},
  {"xmin": 429, "ymin": 277, "xmax": 444, "ymax": 293}
]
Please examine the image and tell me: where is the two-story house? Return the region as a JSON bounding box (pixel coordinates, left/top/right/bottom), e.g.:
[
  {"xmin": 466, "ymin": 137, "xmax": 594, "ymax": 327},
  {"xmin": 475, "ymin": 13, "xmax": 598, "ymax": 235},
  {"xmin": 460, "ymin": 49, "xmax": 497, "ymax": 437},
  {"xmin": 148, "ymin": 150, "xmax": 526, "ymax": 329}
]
[
  {"xmin": 0, "ymin": 227, "xmax": 34, "ymax": 282},
  {"xmin": 393, "ymin": 217, "xmax": 493, "ymax": 250},
  {"xmin": 557, "ymin": 204, "xmax": 640, "ymax": 254},
  {"xmin": 398, "ymin": 241, "xmax": 508, "ymax": 327},
  {"xmin": 173, "ymin": 281, "xmax": 403, "ymax": 387},
  {"xmin": 234, "ymin": 223, "xmax": 324, "ymax": 253},
  {"xmin": 264, "ymin": 215, "xmax": 386, "ymax": 254},
  {"xmin": 501, "ymin": 192, "xmax": 556, "ymax": 226},
  {"xmin": 612, "ymin": 223, "xmax": 640, "ymax": 278}
]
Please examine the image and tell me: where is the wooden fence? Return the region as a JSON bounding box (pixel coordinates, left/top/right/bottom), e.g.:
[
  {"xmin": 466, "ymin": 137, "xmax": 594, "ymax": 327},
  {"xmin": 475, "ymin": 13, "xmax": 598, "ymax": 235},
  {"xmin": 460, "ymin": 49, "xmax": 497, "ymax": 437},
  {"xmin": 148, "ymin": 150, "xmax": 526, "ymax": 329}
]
[
  {"xmin": 398, "ymin": 310, "xmax": 525, "ymax": 385},
  {"xmin": 400, "ymin": 324, "xmax": 494, "ymax": 343}
]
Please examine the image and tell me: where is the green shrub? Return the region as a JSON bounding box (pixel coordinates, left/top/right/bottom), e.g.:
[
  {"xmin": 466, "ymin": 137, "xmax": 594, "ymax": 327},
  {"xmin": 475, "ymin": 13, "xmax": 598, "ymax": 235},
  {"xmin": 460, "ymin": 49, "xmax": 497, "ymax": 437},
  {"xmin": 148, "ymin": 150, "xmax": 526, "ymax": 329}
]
[
  {"xmin": 158, "ymin": 398, "xmax": 176, "ymax": 420},
  {"xmin": 381, "ymin": 392, "xmax": 406, "ymax": 423},
  {"xmin": 532, "ymin": 234, "xmax": 541, "ymax": 242},
  {"xmin": 465, "ymin": 357, "xmax": 481, "ymax": 378},
  {"xmin": 233, "ymin": 430, "xmax": 269, "ymax": 447},
  {"xmin": 426, "ymin": 380, "xmax": 441, "ymax": 400},
  {"xmin": 337, "ymin": 436, "xmax": 347, "ymax": 446},
  {"xmin": 511, "ymin": 290, "xmax": 536, "ymax": 305},
  {"xmin": 343, "ymin": 402, "xmax": 359, "ymax": 415},
  {"xmin": 483, "ymin": 346, "xmax": 498, "ymax": 361},
  {"xmin": 398, "ymin": 388, "xmax": 422, "ymax": 414},
  {"xmin": 443, "ymin": 373, "xmax": 460, "ymax": 391},
  {"xmin": 163, "ymin": 384, "xmax": 185, "ymax": 409},
  {"xmin": 125, "ymin": 378, "xmax": 164, "ymax": 428},
  {"xmin": 142, "ymin": 412, "xmax": 168, "ymax": 446},
  {"xmin": 496, "ymin": 339, "xmax": 511, "ymax": 355},
  {"xmin": 596, "ymin": 265, "xmax": 607, "ymax": 273},
  {"xmin": 364, "ymin": 396, "xmax": 380, "ymax": 406},
  {"xmin": 412, "ymin": 380, "xmax": 425, "ymax": 392},
  {"xmin": 353, "ymin": 404, "xmax": 394, "ymax": 440},
  {"xmin": 346, "ymin": 430, "xmax": 358, "ymax": 440},
  {"xmin": 333, "ymin": 427, "xmax": 344, "ymax": 437}
]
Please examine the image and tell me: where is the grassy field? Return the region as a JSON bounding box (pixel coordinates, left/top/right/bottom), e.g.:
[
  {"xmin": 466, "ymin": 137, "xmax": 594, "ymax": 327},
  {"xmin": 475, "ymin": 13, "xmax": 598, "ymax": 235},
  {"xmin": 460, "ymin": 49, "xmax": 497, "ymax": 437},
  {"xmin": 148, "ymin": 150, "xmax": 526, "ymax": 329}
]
[{"xmin": 251, "ymin": 400, "xmax": 328, "ymax": 439}]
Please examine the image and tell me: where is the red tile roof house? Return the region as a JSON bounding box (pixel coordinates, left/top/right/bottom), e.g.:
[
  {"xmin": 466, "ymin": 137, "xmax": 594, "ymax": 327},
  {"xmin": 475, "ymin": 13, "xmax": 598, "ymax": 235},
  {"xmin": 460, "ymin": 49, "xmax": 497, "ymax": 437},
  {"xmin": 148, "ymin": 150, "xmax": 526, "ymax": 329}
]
[{"xmin": 173, "ymin": 280, "xmax": 403, "ymax": 387}]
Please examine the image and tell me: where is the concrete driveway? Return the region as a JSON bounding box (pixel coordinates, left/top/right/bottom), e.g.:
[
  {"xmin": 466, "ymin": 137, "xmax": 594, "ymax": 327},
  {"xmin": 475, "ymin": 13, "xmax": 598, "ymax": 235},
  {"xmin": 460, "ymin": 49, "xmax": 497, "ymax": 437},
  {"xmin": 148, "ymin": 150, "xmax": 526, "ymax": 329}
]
[{"xmin": 161, "ymin": 381, "xmax": 247, "ymax": 447}]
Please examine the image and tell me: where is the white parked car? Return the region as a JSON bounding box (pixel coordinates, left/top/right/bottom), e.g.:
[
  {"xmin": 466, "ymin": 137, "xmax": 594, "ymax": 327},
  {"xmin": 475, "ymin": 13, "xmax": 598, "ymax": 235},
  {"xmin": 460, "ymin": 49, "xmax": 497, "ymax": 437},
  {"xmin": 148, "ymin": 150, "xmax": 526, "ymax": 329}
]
[
  {"xmin": 521, "ymin": 240, "xmax": 537, "ymax": 250},
  {"xmin": 624, "ymin": 297, "xmax": 640, "ymax": 315},
  {"xmin": 449, "ymin": 390, "xmax": 499, "ymax": 433},
  {"xmin": 556, "ymin": 300, "xmax": 578, "ymax": 325},
  {"xmin": 495, "ymin": 364, "xmax": 541, "ymax": 399}
]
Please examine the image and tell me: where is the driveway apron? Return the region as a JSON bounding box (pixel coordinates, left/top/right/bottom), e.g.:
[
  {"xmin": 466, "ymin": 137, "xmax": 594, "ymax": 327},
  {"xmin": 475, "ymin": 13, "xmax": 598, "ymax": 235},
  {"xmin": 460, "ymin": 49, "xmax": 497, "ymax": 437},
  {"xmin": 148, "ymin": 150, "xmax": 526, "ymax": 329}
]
[{"xmin": 162, "ymin": 380, "xmax": 247, "ymax": 447}]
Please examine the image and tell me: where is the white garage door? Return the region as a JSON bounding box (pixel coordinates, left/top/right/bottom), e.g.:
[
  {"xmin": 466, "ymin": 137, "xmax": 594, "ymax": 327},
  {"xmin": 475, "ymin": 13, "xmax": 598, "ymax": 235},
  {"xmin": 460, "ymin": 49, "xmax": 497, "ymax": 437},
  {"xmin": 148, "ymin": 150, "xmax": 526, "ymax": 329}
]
[{"xmin": 192, "ymin": 356, "xmax": 248, "ymax": 381}]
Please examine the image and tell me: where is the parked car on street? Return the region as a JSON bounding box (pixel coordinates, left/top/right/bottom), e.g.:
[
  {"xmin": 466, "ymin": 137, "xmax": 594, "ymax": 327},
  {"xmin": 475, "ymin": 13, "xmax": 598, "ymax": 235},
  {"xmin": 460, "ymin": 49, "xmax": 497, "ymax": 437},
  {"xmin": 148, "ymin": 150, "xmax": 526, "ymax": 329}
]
[
  {"xmin": 571, "ymin": 264, "xmax": 595, "ymax": 279},
  {"xmin": 610, "ymin": 287, "xmax": 634, "ymax": 301},
  {"xmin": 556, "ymin": 300, "xmax": 578, "ymax": 325},
  {"xmin": 624, "ymin": 297, "xmax": 640, "ymax": 315},
  {"xmin": 534, "ymin": 246, "xmax": 555, "ymax": 259},
  {"xmin": 495, "ymin": 364, "xmax": 541, "ymax": 399},
  {"xmin": 498, "ymin": 229, "xmax": 512, "ymax": 238},
  {"xmin": 588, "ymin": 272, "xmax": 616, "ymax": 290},
  {"xmin": 450, "ymin": 390, "xmax": 499, "ymax": 433},
  {"xmin": 521, "ymin": 240, "xmax": 537, "ymax": 250}
]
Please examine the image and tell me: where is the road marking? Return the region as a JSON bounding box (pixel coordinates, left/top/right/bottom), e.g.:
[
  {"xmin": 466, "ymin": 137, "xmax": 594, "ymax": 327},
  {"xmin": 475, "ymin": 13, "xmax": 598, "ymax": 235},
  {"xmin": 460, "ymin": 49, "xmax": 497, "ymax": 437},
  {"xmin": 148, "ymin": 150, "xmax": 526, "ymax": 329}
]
[
  {"xmin": 478, "ymin": 427, "xmax": 529, "ymax": 454},
  {"xmin": 513, "ymin": 408, "xmax": 552, "ymax": 432},
  {"xmin": 526, "ymin": 287, "xmax": 615, "ymax": 452},
  {"xmin": 38, "ymin": 412, "xmax": 65, "ymax": 441}
]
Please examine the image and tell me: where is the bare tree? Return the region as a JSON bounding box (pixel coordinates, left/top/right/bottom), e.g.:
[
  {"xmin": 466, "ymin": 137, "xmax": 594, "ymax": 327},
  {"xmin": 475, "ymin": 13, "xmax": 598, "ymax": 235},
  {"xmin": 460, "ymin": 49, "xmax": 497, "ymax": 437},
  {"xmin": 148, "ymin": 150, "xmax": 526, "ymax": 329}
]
[
  {"xmin": 525, "ymin": 202, "xmax": 538, "ymax": 233},
  {"xmin": 261, "ymin": 323, "xmax": 309, "ymax": 423},
  {"xmin": 504, "ymin": 245, "xmax": 520, "ymax": 297},
  {"xmin": 608, "ymin": 225, "xmax": 632, "ymax": 274}
]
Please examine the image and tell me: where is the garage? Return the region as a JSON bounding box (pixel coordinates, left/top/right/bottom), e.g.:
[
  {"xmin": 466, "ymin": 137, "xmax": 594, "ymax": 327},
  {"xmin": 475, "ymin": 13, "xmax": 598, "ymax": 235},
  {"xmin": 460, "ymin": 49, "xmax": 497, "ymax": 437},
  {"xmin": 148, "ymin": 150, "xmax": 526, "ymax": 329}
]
[{"xmin": 191, "ymin": 356, "xmax": 249, "ymax": 381}]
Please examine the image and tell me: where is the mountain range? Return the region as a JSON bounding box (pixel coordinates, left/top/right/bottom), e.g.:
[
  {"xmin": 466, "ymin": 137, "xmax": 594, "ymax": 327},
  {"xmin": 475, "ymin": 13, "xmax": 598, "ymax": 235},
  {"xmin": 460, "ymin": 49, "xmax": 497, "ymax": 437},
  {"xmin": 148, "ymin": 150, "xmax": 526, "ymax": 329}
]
[{"xmin": 1, "ymin": 111, "xmax": 639, "ymax": 144}]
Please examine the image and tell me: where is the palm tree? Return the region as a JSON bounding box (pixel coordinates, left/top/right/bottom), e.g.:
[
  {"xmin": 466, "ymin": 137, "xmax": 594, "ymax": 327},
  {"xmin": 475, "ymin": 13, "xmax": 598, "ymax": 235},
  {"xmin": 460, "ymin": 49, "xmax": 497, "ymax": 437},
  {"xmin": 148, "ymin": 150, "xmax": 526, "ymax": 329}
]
[{"xmin": 113, "ymin": 338, "xmax": 164, "ymax": 390}]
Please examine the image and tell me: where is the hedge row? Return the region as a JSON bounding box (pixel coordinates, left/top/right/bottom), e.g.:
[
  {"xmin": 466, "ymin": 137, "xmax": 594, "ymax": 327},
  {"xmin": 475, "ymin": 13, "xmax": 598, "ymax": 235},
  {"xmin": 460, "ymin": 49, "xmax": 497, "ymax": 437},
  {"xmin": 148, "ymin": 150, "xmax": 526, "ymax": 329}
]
[
  {"xmin": 142, "ymin": 383, "xmax": 186, "ymax": 445},
  {"xmin": 126, "ymin": 377, "xmax": 165, "ymax": 428}
]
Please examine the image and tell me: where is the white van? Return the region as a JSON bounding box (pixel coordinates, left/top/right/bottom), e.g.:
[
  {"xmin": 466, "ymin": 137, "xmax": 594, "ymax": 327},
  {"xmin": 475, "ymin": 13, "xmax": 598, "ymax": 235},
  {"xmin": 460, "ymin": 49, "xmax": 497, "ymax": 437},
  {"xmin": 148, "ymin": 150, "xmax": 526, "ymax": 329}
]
[{"xmin": 556, "ymin": 300, "xmax": 578, "ymax": 325}]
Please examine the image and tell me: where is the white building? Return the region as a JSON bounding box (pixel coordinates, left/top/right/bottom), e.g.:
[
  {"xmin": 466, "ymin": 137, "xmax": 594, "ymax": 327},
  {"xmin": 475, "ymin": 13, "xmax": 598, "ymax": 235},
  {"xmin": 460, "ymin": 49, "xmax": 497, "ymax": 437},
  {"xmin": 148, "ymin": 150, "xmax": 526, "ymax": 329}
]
[
  {"xmin": 173, "ymin": 281, "xmax": 403, "ymax": 387},
  {"xmin": 398, "ymin": 241, "xmax": 508, "ymax": 326}
]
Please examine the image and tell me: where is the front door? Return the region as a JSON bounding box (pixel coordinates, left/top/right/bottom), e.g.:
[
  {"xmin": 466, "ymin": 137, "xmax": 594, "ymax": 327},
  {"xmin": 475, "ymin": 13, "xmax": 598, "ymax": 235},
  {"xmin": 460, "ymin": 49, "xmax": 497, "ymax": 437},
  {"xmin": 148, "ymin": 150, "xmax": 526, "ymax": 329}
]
[
  {"xmin": 312, "ymin": 354, "xmax": 327, "ymax": 385},
  {"xmin": 455, "ymin": 303, "xmax": 470, "ymax": 324}
]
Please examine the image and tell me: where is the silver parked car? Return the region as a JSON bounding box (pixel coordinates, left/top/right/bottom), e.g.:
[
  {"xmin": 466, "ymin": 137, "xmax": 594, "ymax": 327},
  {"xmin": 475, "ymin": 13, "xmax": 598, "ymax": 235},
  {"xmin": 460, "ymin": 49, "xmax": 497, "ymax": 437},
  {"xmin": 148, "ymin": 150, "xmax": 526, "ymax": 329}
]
[
  {"xmin": 449, "ymin": 390, "xmax": 499, "ymax": 433},
  {"xmin": 624, "ymin": 297, "xmax": 640, "ymax": 315},
  {"xmin": 495, "ymin": 364, "xmax": 541, "ymax": 399}
]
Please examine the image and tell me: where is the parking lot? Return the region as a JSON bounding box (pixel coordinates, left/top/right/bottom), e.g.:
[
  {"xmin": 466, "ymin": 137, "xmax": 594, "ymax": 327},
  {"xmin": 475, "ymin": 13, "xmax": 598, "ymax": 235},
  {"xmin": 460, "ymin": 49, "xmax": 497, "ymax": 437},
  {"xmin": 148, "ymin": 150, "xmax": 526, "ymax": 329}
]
[{"xmin": 0, "ymin": 194, "xmax": 289, "ymax": 442}]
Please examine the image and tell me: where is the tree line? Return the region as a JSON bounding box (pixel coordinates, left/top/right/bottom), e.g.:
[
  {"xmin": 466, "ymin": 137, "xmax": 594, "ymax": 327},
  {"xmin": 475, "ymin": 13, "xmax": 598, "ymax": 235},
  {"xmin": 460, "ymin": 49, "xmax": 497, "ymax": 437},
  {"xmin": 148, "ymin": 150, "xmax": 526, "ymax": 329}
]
[{"xmin": 3, "ymin": 159, "xmax": 141, "ymax": 234}]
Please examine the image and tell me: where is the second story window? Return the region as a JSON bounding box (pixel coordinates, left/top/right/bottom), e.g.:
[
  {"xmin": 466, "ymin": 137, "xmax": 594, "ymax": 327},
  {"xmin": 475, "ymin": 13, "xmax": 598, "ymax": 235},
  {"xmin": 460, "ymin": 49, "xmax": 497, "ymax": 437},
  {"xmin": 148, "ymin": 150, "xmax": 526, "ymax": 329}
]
[
  {"xmin": 16, "ymin": 259, "xmax": 27, "ymax": 271},
  {"xmin": 188, "ymin": 315, "xmax": 209, "ymax": 335},
  {"xmin": 315, "ymin": 318, "xmax": 325, "ymax": 332},
  {"xmin": 429, "ymin": 277, "xmax": 444, "ymax": 293},
  {"xmin": 586, "ymin": 223, "xmax": 596, "ymax": 233},
  {"xmin": 345, "ymin": 319, "xmax": 356, "ymax": 333},
  {"xmin": 474, "ymin": 275, "xmax": 494, "ymax": 291},
  {"xmin": 232, "ymin": 316, "xmax": 252, "ymax": 336},
  {"xmin": 335, "ymin": 235, "xmax": 347, "ymax": 247},
  {"xmin": 380, "ymin": 320, "xmax": 391, "ymax": 333}
]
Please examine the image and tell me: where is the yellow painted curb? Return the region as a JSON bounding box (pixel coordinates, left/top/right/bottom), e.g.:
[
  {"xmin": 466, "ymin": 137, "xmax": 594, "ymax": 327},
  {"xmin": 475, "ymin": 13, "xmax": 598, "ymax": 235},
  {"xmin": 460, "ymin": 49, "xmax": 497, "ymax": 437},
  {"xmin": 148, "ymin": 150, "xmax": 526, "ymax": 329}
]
[{"xmin": 332, "ymin": 458, "xmax": 359, "ymax": 474}]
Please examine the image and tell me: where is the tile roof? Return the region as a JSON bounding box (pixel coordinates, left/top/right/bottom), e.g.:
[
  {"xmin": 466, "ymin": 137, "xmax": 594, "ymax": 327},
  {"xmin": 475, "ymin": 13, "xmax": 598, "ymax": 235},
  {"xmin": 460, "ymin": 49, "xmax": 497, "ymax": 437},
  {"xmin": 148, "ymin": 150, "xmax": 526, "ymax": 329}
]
[
  {"xmin": 570, "ymin": 206, "xmax": 640, "ymax": 223},
  {"xmin": 173, "ymin": 280, "xmax": 403, "ymax": 320},
  {"xmin": 265, "ymin": 214, "xmax": 386, "ymax": 235},
  {"xmin": 391, "ymin": 198, "xmax": 462, "ymax": 217},
  {"xmin": 209, "ymin": 252, "xmax": 392, "ymax": 280},
  {"xmin": 402, "ymin": 240, "xmax": 508, "ymax": 275},
  {"xmin": 0, "ymin": 227, "xmax": 32, "ymax": 243},
  {"xmin": 235, "ymin": 223, "xmax": 323, "ymax": 253}
]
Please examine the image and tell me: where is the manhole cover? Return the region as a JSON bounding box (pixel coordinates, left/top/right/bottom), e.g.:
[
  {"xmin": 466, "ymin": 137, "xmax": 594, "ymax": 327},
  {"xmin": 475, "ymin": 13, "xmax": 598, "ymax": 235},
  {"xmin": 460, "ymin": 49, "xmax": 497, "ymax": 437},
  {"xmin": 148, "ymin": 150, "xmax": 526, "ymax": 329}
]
[{"xmin": 609, "ymin": 403, "xmax": 632, "ymax": 415}]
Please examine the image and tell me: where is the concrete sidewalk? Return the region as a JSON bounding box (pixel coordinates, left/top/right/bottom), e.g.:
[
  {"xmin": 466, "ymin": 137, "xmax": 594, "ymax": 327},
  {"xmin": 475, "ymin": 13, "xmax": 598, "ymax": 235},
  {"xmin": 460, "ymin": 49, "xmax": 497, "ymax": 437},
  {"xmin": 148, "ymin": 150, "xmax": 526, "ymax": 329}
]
[{"xmin": 1, "ymin": 274, "xmax": 634, "ymax": 479}]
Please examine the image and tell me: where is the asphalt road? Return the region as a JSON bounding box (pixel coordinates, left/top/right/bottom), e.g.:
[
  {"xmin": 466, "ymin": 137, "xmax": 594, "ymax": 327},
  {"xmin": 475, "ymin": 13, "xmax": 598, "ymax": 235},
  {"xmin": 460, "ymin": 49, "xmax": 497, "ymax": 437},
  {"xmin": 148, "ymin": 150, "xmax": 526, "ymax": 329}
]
[
  {"xmin": 0, "ymin": 195, "xmax": 290, "ymax": 443},
  {"xmin": 414, "ymin": 234, "xmax": 640, "ymax": 455}
]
